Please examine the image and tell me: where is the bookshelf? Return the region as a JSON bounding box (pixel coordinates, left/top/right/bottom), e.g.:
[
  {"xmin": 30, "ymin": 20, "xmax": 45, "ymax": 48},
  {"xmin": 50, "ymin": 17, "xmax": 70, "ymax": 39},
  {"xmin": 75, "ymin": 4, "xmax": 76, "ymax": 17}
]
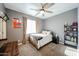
[{"xmin": 64, "ymin": 22, "xmax": 78, "ymax": 48}]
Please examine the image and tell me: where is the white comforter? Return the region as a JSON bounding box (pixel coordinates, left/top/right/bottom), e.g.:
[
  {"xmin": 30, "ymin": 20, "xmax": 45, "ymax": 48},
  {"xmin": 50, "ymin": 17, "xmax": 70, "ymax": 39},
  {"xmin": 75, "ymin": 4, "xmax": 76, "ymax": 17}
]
[
  {"xmin": 30, "ymin": 33, "xmax": 52, "ymax": 49},
  {"xmin": 30, "ymin": 33, "xmax": 47, "ymax": 38}
]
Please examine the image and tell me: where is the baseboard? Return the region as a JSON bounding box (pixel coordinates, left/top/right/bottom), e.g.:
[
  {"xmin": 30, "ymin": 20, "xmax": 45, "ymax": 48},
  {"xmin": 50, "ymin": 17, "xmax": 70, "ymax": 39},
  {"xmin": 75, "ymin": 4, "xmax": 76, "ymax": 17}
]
[
  {"xmin": 59, "ymin": 41, "xmax": 64, "ymax": 44},
  {"xmin": 0, "ymin": 39, "xmax": 7, "ymax": 41}
]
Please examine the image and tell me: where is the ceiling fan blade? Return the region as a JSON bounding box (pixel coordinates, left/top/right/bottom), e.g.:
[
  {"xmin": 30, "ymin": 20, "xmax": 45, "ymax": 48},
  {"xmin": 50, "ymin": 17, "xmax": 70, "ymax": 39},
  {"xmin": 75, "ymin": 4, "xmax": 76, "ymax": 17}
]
[
  {"xmin": 41, "ymin": 3, "xmax": 48, "ymax": 8},
  {"xmin": 41, "ymin": 3, "xmax": 43, "ymax": 6},
  {"xmin": 35, "ymin": 12, "xmax": 40, "ymax": 16},
  {"xmin": 45, "ymin": 10, "xmax": 53, "ymax": 13},
  {"xmin": 43, "ymin": 3, "xmax": 48, "ymax": 7},
  {"xmin": 42, "ymin": 13, "xmax": 45, "ymax": 16},
  {"xmin": 30, "ymin": 9, "xmax": 41, "ymax": 11},
  {"xmin": 45, "ymin": 3, "xmax": 55, "ymax": 9}
]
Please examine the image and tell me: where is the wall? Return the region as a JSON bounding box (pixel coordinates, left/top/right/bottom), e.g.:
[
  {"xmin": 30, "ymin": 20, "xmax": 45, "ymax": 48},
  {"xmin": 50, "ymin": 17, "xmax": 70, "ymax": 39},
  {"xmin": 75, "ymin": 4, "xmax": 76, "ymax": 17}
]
[
  {"xmin": 6, "ymin": 8, "xmax": 43, "ymax": 42},
  {"xmin": 43, "ymin": 8, "xmax": 78, "ymax": 43},
  {"xmin": 36, "ymin": 18, "xmax": 43, "ymax": 33},
  {"xmin": 0, "ymin": 3, "xmax": 5, "ymax": 13}
]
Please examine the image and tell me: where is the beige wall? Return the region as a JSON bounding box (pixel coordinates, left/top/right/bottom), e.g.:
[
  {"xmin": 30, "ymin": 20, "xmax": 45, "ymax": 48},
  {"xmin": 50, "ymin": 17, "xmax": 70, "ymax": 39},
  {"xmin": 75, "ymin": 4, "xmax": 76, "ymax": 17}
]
[
  {"xmin": 36, "ymin": 18, "xmax": 43, "ymax": 33},
  {"xmin": 6, "ymin": 9, "xmax": 23, "ymax": 42},
  {"xmin": 6, "ymin": 8, "xmax": 43, "ymax": 42}
]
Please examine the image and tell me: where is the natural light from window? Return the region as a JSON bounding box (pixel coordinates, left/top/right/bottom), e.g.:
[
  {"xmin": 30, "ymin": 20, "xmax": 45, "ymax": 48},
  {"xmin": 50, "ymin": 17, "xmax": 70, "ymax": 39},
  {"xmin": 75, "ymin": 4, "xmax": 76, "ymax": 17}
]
[{"xmin": 26, "ymin": 19, "xmax": 36, "ymax": 34}]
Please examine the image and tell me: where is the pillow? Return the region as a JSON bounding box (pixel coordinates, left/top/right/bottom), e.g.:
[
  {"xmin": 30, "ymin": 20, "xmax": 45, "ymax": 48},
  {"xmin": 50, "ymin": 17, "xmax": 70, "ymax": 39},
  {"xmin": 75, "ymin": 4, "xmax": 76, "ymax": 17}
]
[
  {"xmin": 42, "ymin": 31, "xmax": 47, "ymax": 34},
  {"xmin": 42, "ymin": 31, "xmax": 51, "ymax": 35}
]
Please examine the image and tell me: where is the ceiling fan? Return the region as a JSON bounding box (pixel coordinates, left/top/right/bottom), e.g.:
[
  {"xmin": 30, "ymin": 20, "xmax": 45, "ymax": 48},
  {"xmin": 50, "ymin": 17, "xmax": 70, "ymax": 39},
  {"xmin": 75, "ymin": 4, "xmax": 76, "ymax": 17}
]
[{"xmin": 31, "ymin": 3, "xmax": 55, "ymax": 16}]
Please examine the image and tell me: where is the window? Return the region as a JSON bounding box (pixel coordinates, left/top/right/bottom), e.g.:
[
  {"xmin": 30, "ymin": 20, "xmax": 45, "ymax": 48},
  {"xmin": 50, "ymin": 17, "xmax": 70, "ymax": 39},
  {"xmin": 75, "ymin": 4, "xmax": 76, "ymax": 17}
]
[{"xmin": 26, "ymin": 19, "xmax": 36, "ymax": 34}]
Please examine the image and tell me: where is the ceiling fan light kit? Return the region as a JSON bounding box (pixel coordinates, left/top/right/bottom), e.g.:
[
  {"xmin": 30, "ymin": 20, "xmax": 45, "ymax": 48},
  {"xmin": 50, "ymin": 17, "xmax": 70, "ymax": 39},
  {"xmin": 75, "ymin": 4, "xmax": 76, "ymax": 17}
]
[
  {"xmin": 30, "ymin": 3, "xmax": 55, "ymax": 16},
  {"xmin": 40, "ymin": 10, "xmax": 45, "ymax": 14}
]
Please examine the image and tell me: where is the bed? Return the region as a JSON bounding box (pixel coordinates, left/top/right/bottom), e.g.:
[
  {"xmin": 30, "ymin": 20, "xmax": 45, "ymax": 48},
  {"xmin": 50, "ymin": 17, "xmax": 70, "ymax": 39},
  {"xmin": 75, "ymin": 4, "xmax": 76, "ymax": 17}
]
[{"xmin": 29, "ymin": 31, "xmax": 52, "ymax": 49}]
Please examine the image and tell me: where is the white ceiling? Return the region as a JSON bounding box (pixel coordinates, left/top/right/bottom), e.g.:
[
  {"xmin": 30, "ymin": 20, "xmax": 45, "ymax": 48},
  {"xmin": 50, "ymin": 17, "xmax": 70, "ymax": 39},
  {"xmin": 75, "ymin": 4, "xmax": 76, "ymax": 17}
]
[{"xmin": 4, "ymin": 3, "xmax": 79, "ymax": 19}]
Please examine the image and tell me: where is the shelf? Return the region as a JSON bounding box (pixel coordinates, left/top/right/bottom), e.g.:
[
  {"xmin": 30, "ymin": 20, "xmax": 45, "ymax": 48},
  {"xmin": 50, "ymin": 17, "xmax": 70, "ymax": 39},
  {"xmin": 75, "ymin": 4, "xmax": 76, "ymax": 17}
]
[
  {"xmin": 65, "ymin": 39, "xmax": 76, "ymax": 43},
  {"xmin": 65, "ymin": 39, "xmax": 72, "ymax": 41},
  {"xmin": 65, "ymin": 40, "xmax": 77, "ymax": 46}
]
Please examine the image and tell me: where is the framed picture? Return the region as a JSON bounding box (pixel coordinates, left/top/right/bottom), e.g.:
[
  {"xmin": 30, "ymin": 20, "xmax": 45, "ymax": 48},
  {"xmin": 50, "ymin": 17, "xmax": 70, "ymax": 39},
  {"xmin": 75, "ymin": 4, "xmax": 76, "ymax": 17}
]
[{"xmin": 12, "ymin": 18, "xmax": 22, "ymax": 28}]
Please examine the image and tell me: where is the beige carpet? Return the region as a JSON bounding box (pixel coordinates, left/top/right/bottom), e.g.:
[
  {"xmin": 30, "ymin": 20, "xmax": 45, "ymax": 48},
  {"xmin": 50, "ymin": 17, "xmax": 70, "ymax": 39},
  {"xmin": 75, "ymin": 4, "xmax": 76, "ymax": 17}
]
[{"xmin": 18, "ymin": 42, "xmax": 79, "ymax": 56}]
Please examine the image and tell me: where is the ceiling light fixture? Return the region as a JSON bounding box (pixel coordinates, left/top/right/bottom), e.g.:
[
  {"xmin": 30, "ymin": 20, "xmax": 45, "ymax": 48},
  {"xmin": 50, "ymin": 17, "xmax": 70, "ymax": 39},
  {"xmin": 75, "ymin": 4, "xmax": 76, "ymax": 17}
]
[{"xmin": 40, "ymin": 10, "xmax": 45, "ymax": 15}]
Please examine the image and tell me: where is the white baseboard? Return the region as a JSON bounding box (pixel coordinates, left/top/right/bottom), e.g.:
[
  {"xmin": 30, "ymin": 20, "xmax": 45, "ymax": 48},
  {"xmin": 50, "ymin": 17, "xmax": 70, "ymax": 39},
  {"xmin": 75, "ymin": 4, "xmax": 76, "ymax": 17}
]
[{"xmin": 59, "ymin": 41, "xmax": 64, "ymax": 44}]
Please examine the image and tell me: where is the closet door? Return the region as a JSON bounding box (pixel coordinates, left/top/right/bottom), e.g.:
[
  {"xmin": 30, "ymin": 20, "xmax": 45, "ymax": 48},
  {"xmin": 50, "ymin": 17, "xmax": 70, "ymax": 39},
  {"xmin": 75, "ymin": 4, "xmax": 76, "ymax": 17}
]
[
  {"xmin": 0, "ymin": 17, "xmax": 6, "ymax": 40},
  {"xmin": 2, "ymin": 20, "xmax": 6, "ymax": 39},
  {"xmin": 0, "ymin": 18, "xmax": 3, "ymax": 40}
]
